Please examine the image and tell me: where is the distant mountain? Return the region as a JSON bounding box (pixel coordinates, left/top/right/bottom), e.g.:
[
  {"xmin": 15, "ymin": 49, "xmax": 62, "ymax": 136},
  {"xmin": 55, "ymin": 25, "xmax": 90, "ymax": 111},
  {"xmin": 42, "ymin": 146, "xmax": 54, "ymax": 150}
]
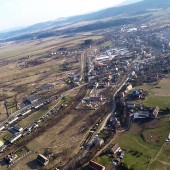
[
  {"xmin": 120, "ymin": 0, "xmax": 142, "ymax": 6},
  {"xmin": 1, "ymin": 0, "xmax": 170, "ymax": 41}
]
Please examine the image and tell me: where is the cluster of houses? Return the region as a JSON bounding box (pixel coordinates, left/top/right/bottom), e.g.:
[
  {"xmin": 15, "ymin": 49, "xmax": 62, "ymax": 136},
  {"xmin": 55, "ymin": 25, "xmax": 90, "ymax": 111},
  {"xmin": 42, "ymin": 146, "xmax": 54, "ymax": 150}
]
[
  {"xmin": 118, "ymin": 83, "xmax": 160, "ymax": 120},
  {"xmin": 0, "ymin": 92, "xmax": 61, "ymax": 154},
  {"xmin": 87, "ymin": 47, "xmax": 131, "ymax": 85},
  {"xmin": 88, "ymin": 143, "xmax": 124, "ymax": 170},
  {"xmin": 67, "ymin": 73, "xmax": 81, "ymax": 84}
]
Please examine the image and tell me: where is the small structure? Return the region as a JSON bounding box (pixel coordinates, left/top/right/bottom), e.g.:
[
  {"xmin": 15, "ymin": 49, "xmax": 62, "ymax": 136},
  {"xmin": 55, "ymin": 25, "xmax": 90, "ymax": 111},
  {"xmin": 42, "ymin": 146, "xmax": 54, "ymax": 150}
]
[
  {"xmin": 166, "ymin": 133, "xmax": 170, "ymax": 142},
  {"xmin": 89, "ymin": 160, "xmax": 105, "ymax": 170},
  {"xmin": 24, "ymin": 95, "xmax": 41, "ymax": 105},
  {"xmin": 7, "ymin": 117, "xmax": 19, "ymax": 125},
  {"xmin": 0, "ymin": 141, "xmax": 4, "ymax": 148},
  {"xmin": 151, "ymin": 106, "xmax": 159, "ymax": 118},
  {"xmin": 9, "ymin": 133, "xmax": 22, "ymax": 144},
  {"xmin": 126, "ymin": 84, "xmax": 132, "ymax": 92},
  {"xmin": 21, "ymin": 109, "xmax": 31, "ymax": 116},
  {"xmin": 0, "ymin": 126, "xmax": 5, "ymax": 131},
  {"xmin": 36, "ymin": 154, "xmax": 49, "ymax": 166},
  {"xmin": 110, "ymin": 143, "xmax": 121, "ymax": 154},
  {"xmin": 132, "ymin": 91, "xmax": 141, "ymax": 99},
  {"xmin": 119, "ymin": 92, "xmax": 125, "ymax": 98},
  {"xmin": 93, "ymin": 137, "xmax": 104, "ymax": 147},
  {"xmin": 11, "ymin": 124, "xmax": 23, "ymax": 133},
  {"xmin": 126, "ymin": 102, "xmax": 136, "ymax": 109},
  {"xmin": 4, "ymin": 154, "xmax": 18, "ymax": 164},
  {"xmin": 134, "ymin": 111, "xmax": 150, "ymax": 119}
]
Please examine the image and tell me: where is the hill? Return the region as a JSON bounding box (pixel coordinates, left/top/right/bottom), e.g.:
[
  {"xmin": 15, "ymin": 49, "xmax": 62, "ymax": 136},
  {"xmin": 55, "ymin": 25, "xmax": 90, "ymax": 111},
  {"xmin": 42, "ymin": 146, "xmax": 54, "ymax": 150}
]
[{"xmin": 1, "ymin": 0, "xmax": 170, "ymax": 41}]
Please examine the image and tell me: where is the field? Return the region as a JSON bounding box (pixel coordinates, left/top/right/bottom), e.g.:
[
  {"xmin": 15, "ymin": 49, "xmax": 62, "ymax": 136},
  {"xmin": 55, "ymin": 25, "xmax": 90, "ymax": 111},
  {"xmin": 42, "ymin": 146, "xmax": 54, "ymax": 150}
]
[
  {"xmin": 109, "ymin": 117, "xmax": 170, "ymax": 170},
  {"xmin": 94, "ymin": 77, "xmax": 170, "ymax": 170},
  {"xmin": 134, "ymin": 77, "xmax": 170, "ymax": 109},
  {"xmin": 0, "ymin": 32, "xmax": 103, "ymax": 122}
]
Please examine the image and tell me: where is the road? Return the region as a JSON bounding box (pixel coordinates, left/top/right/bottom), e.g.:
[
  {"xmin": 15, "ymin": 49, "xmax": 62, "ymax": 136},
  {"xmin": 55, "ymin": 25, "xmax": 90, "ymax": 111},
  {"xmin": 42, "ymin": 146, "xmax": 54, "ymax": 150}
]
[
  {"xmin": 88, "ymin": 76, "xmax": 129, "ymax": 145},
  {"xmin": 80, "ymin": 46, "xmax": 98, "ymax": 81},
  {"xmin": 61, "ymin": 76, "xmax": 130, "ymax": 170}
]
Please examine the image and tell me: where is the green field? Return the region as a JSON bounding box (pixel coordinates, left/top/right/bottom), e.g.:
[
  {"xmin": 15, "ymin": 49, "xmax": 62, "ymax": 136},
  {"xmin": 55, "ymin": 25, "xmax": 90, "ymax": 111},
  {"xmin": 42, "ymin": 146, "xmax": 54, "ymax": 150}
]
[
  {"xmin": 15, "ymin": 146, "xmax": 30, "ymax": 158},
  {"xmin": 133, "ymin": 78, "xmax": 170, "ymax": 109},
  {"xmin": 95, "ymin": 115, "xmax": 170, "ymax": 170},
  {"xmin": 144, "ymin": 96, "xmax": 170, "ymax": 110},
  {"xmin": 114, "ymin": 117, "xmax": 170, "ymax": 170},
  {"xmin": 95, "ymin": 155, "xmax": 112, "ymax": 167},
  {"xmin": 19, "ymin": 110, "xmax": 46, "ymax": 128}
]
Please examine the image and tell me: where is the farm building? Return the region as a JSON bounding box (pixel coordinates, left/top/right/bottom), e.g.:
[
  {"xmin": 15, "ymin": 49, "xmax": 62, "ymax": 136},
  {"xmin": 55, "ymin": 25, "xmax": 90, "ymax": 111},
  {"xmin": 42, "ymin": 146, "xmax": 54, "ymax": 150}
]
[{"xmin": 110, "ymin": 143, "xmax": 121, "ymax": 154}]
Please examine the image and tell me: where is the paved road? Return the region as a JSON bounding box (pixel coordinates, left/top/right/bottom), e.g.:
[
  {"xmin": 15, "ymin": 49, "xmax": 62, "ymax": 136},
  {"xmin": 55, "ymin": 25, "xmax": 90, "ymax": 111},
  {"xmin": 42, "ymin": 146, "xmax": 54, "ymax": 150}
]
[
  {"xmin": 61, "ymin": 76, "xmax": 130, "ymax": 170},
  {"xmin": 88, "ymin": 76, "xmax": 129, "ymax": 144}
]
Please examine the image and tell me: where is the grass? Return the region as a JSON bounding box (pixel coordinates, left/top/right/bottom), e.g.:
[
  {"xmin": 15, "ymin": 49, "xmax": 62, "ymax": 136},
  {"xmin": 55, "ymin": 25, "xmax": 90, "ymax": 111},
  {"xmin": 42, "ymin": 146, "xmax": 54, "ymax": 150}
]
[
  {"xmin": 143, "ymin": 96, "xmax": 170, "ymax": 109},
  {"xmin": 0, "ymin": 131, "xmax": 13, "ymax": 142},
  {"xmin": 98, "ymin": 129, "xmax": 111, "ymax": 140},
  {"xmin": 133, "ymin": 78, "xmax": 170, "ymax": 109},
  {"xmin": 115, "ymin": 133, "xmax": 156, "ymax": 170},
  {"xmin": 19, "ymin": 110, "xmax": 46, "ymax": 128},
  {"xmin": 99, "ymin": 41, "xmax": 112, "ymax": 48},
  {"xmin": 95, "ymin": 155, "xmax": 112, "ymax": 166},
  {"xmin": 15, "ymin": 146, "xmax": 30, "ymax": 158},
  {"xmin": 105, "ymin": 116, "xmax": 170, "ymax": 170},
  {"xmin": 7, "ymin": 106, "xmax": 17, "ymax": 114}
]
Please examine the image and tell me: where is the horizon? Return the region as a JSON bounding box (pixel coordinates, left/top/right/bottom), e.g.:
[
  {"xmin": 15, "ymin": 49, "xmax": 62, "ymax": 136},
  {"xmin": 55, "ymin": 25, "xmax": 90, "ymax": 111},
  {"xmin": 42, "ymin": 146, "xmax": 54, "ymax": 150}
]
[{"xmin": 0, "ymin": 0, "xmax": 128, "ymax": 33}]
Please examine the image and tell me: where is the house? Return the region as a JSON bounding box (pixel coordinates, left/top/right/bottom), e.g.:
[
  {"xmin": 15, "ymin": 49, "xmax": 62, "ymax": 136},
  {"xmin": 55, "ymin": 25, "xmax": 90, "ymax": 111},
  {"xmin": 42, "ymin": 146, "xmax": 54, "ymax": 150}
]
[
  {"xmin": 0, "ymin": 126, "xmax": 5, "ymax": 131},
  {"xmin": 89, "ymin": 160, "xmax": 105, "ymax": 170},
  {"xmin": 33, "ymin": 102, "xmax": 44, "ymax": 109},
  {"xmin": 110, "ymin": 143, "xmax": 121, "ymax": 154},
  {"xmin": 132, "ymin": 91, "xmax": 141, "ymax": 99},
  {"xmin": 11, "ymin": 124, "xmax": 23, "ymax": 133},
  {"xmin": 127, "ymin": 102, "xmax": 136, "ymax": 109},
  {"xmin": 24, "ymin": 95, "xmax": 41, "ymax": 105},
  {"xmin": 0, "ymin": 141, "xmax": 4, "ymax": 148},
  {"xmin": 166, "ymin": 133, "xmax": 170, "ymax": 141},
  {"xmin": 7, "ymin": 117, "xmax": 19, "ymax": 125},
  {"xmin": 4, "ymin": 154, "xmax": 18, "ymax": 164},
  {"xmin": 36, "ymin": 154, "xmax": 49, "ymax": 166},
  {"xmin": 126, "ymin": 84, "xmax": 132, "ymax": 92},
  {"xmin": 21, "ymin": 109, "xmax": 31, "ymax": 116},
  {"xmin": 134, "ymin": 111, "xmax": 150, "ymax": 119},
  {"xmin": 9, "ymin": 133, "xmax": 22, "ymax": 144},
  {"xmin": 93, "ymin": 137, "xmax": 104, "ymax": 147}
]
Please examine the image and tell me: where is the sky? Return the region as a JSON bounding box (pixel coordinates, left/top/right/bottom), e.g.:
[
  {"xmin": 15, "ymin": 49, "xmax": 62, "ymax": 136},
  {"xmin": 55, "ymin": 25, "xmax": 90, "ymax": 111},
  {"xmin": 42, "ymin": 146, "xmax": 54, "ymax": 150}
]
[{"xmin": 0, "ymin": 0, "xmax": 126, "ymax": 32}]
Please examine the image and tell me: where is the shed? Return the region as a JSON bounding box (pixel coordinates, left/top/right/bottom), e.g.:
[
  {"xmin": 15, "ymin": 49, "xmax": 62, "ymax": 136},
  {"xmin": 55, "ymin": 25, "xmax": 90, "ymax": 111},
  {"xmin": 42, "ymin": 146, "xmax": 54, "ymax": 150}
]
[
  {"xmin": 110, "ymin": 143, "xmax": 120, "ymax": 154},
  {"xmin": 36, "ymin": 154, "xmax": 49, "ymax": 166}
]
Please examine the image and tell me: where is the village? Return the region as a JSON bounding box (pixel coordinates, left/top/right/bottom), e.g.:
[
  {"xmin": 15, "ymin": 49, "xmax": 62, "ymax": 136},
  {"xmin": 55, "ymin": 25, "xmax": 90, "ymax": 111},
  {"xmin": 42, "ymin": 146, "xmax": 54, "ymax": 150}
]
[{"xmin": 0, "ymin": 21, "xmax": 169, "ymax": 170}]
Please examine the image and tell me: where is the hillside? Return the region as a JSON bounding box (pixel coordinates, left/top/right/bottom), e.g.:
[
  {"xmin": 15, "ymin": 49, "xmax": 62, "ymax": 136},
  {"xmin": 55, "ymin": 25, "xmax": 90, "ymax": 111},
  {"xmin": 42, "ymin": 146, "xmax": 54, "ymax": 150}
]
[{"xmin": 1, "ymin": 0, "xmax": 170, "ymax": 41}]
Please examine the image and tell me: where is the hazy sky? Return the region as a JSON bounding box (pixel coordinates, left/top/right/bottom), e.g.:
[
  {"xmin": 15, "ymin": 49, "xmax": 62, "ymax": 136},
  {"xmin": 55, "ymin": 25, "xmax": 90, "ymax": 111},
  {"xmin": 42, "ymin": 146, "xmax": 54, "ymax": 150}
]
[{"xmin": 0, "ymin": 0, "xmax": 126, "ymax": 32}]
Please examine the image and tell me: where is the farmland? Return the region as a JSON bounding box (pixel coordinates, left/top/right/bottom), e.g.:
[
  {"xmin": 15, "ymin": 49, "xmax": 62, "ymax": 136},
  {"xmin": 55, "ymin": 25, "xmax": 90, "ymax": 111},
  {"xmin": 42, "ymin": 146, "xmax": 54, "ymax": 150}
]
[{"xmin": 133, "ymin": 77, "xmax": 170, "ymax": 109}]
